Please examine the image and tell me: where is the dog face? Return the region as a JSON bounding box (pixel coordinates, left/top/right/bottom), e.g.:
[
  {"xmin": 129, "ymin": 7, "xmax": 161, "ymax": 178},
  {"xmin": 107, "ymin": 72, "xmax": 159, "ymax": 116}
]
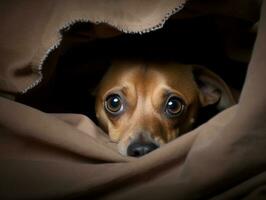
[{"xmin": 95, "ymin": 60, "xmax": 235, "ymax": 157}]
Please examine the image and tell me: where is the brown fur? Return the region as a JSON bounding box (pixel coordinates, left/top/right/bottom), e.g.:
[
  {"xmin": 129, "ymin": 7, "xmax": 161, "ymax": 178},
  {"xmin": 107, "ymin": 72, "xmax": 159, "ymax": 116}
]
[{"xmin": 95, "ymin": 60, "xmax": 235, "ymax": 156}]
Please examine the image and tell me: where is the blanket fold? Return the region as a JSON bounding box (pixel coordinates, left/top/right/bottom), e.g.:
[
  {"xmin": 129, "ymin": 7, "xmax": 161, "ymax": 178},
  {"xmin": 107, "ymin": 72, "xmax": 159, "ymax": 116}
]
[{"xmin": 0, "ymin": 0, "xmax": 265, "ymax": 199}]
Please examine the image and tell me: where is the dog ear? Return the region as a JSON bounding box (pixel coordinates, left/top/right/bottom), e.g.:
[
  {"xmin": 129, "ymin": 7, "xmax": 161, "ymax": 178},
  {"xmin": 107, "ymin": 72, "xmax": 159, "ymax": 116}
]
[{"xmin": 192, "ymin": 66, "xmax": 236, "ymax": 110}]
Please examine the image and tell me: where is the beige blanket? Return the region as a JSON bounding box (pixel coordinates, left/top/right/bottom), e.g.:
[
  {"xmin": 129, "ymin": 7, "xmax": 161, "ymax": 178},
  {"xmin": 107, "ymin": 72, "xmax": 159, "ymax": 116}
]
[{"xmin": 0, "ymin": 0, "xmax": 265, "ymax": 199}]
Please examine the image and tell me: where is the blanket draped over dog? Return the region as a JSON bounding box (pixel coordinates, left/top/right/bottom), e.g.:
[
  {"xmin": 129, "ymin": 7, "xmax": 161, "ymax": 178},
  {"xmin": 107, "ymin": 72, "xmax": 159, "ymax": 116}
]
[{"xmin": 0, "ymin": 0, "xmax": 265, "ymax": 199}]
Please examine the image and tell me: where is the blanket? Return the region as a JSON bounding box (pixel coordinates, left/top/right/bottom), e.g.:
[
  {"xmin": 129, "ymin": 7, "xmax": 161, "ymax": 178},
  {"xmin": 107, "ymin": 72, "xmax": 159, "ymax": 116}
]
[{"xmin": 0, "ymin": 0, "xmax": 265, "ymax": 199}]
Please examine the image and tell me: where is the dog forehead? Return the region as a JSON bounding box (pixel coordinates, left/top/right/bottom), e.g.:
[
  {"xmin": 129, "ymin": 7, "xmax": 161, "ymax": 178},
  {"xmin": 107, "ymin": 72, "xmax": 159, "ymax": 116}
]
[
  {"xmin": 151, "ymin": 63, "xmax": 199, "ymax": 100},
  {"xmin": 150, "ymin": 63, "xmax": 193, "ymax": 82},
  {"xmin": 102, "ymin": 64, "xmax": 162, "ymax": 94},
  {"xmin": 99, "ymin": 61, "xmax": 198, "ymax": 100},
  {"xmin": 108, "ymin": 61, "xmax": 192, "ymax": 81}
]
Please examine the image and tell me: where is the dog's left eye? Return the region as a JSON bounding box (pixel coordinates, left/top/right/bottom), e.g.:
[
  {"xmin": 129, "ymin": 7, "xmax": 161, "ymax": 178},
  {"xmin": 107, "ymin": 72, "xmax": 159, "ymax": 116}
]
[
  {"xmin": 165, "ymin": 96, "xmax": 185, "ymax": 117},
  {"xmin": 105, "ymin": 94, "xmax": 124, "ymax": 115}
]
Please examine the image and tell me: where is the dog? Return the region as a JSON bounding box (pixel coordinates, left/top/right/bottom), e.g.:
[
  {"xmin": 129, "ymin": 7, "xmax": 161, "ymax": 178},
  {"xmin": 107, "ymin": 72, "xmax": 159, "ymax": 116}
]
[{"xmin": 95, "ymin": 59, "xmax": 235, "ymax": 157}]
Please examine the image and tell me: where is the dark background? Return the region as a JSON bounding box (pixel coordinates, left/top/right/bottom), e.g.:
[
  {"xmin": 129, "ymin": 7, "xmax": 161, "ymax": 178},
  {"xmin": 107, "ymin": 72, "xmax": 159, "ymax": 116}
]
[{"xmin": 17, "ymin": 15, "xmax": 255, "ymax": 125}]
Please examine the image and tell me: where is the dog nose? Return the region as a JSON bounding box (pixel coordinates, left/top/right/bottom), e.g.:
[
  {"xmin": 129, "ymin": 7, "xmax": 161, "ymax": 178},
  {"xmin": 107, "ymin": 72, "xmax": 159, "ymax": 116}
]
[{"xmin": 127, "ymin": 142, "xmax": 159, "ymax": 157}]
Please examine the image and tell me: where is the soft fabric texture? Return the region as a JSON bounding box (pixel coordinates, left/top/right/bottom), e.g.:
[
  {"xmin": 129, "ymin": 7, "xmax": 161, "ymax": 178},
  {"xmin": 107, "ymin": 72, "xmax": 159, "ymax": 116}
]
[{"xmin": 0, "ymin": 0, "xmax": 265, "ymax": 199}]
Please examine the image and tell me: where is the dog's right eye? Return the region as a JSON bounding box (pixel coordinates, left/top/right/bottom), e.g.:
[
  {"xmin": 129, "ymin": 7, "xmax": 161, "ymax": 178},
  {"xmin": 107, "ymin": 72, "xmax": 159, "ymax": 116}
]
[{"xmin": 105, "ymin": 94, "xmax": 123, "ymax": 115}]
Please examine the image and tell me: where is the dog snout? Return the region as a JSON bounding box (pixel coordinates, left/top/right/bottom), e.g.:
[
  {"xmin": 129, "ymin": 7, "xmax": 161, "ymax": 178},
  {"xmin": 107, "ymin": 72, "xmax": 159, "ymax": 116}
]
[{"xmin": 127, "ymin": 141, "xmax": 158, "ymax": 157}]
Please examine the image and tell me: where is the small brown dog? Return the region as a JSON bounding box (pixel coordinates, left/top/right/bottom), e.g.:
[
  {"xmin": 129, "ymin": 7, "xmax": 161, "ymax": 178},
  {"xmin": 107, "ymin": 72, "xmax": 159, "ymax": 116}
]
[{"xmin": 95, "ymin": 60, "xmax": 235, "ymax": 157}]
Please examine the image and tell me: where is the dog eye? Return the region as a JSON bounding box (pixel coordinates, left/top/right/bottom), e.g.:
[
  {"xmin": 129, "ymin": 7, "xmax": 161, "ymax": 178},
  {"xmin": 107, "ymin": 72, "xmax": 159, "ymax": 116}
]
[
  {"xmin": 105, "ymin": 94, "xmax": 123, "ymax": 114},
  {"xmin": 165, "ymin": 96, "xmax": 185, "ymax": 117}
]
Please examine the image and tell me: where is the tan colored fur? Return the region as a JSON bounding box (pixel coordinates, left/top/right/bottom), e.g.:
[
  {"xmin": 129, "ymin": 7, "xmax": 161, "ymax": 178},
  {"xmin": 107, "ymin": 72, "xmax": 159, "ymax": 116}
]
[{"xmin": 95, "ymin": 60, "xmax": 234, "ymax": 156}]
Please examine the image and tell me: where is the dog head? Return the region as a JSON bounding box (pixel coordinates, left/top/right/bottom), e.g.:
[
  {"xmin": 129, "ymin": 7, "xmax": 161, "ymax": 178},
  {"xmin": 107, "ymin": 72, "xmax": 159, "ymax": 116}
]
[{"xmin": 95, "ymin": 60, "xmax": 235, "ymax": 157}]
